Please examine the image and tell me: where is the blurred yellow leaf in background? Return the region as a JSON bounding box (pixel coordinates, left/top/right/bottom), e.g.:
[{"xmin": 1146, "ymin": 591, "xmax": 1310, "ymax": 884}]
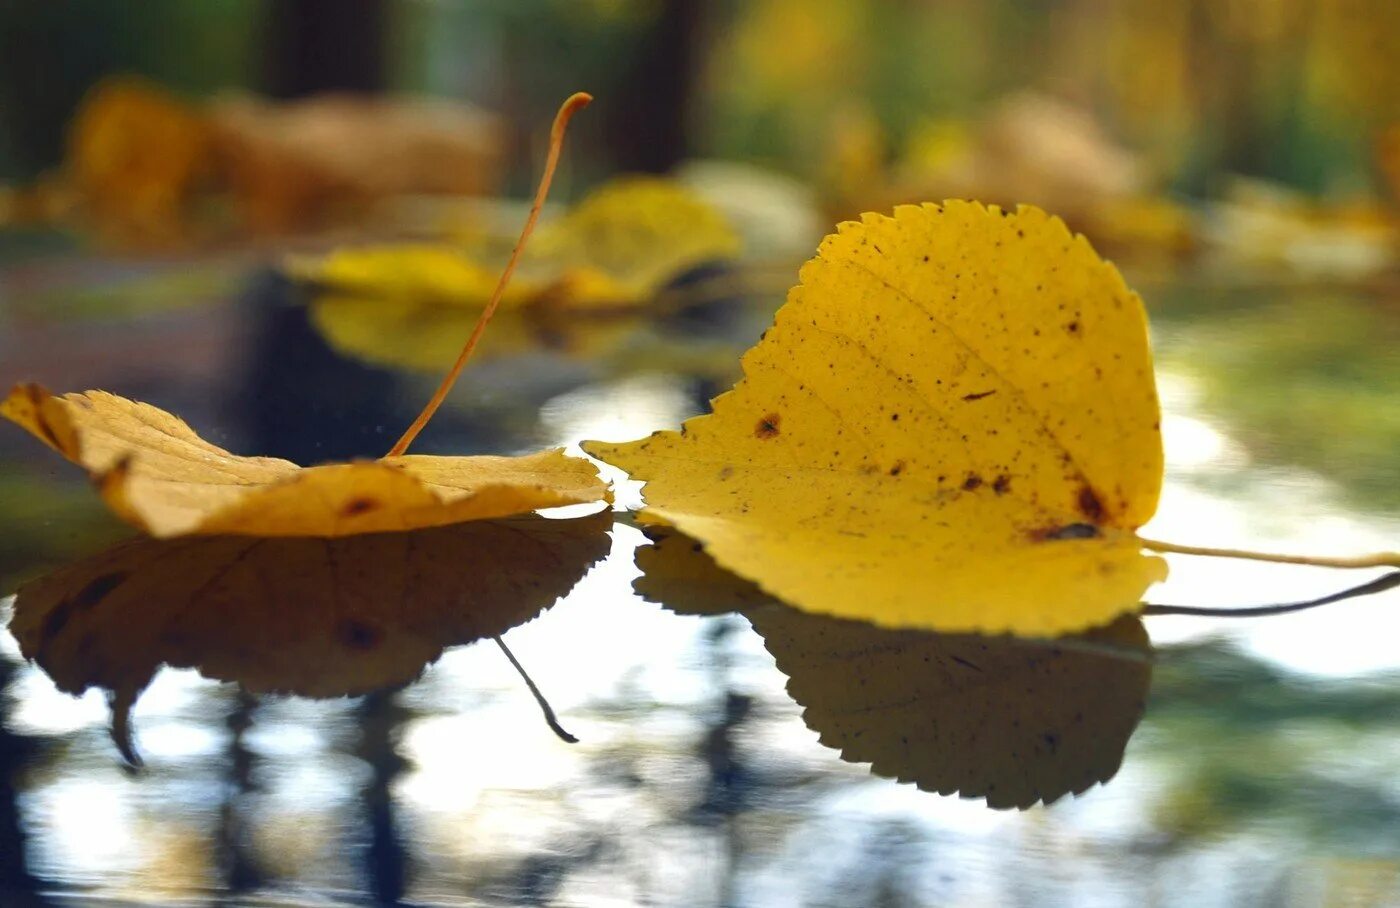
[
  {"xmin": 309, "ymin": 294, "xmax": 640, "ymax": 373},
  {"xmin": 294, "ymin": 175, "xmax": 740, "ymax": 311},
  {"xmin": 67, "ymin": 76, "xmax": 212, "ymax": 243},
  {"xmin": 586, "ymin": 201, "xmax": 1167, "ymax": 636}
]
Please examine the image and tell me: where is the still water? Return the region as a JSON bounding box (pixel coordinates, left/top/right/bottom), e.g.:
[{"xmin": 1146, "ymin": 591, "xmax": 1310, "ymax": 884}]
[{"xmin": 1, "ymin": 253, "xmax": 1398, "ymax": 907}]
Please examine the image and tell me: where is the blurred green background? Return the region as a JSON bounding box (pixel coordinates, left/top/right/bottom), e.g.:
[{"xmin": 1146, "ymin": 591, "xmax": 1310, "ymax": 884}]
[{"xmin": 3, "ymin": 0, "xmax": 1398, "ymax": 196}]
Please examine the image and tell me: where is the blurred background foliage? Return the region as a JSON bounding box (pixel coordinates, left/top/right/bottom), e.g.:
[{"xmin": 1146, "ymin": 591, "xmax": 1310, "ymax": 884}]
[{"xmin": 3, "ymin": 0, "xmax": 1399, "ymax": 200}]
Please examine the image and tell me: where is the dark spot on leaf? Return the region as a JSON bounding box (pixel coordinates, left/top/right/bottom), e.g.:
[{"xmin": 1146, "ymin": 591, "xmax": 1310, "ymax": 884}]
[
  {"xmin": 717, "ymin": 465, "xmax": 734, "ymax": 480},
  {"xmin": 30, "ymin": 411, "xmax": 63, "ymax": 450},
  {"xmin": 338, "ymin": 619, "xmax": 382, "ymax": 651},
  {"xmin": 961, "ymin": 390, "xmax": 997, "ymax": 402},
  {"xmin": 342, "ymin": 497, "xmax": 379, "ymax": 517},
  {"xmin": 755, "ymin": 413, "xmax": 781, "ymax": 439},
  {"xmin": 1041, "ymin": 732, "xmax": 1060, "ymax": 753},
  {"xmin": 890, "ymin": 413, "xmax": 900, "ymax": 422},
  {"xmin": 1066, "ymin": 320, "xmax": 1081, "ymax": 335},
  {"xmin": 962, "ymin": 474, "xmax": 983, "ymax": 491},
  {"xmin": 1077, "ymin": 485, "xmax": 1104, "ymax": 521},
  {"xmin": 41, "ymin": 572, "xmax": 128, "ymax": 649},
  {"xmin": 1030, "ymin": 522, "xmax": 1100, "ymax": 542},
  {"xmin": 992, "ymin": 474, "xmax": 1011, "ymax": 495},
  {"xmin": 889, "ymin": 461, "xmax": 905, "ymax": 477}
]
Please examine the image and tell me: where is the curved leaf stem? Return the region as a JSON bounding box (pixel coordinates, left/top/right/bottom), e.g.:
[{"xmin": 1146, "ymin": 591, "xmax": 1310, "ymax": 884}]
[
  {"xmin": 493, "ymin": 635, "xmax": 578, "ymax": 744},
  {"xmin": 386, "ymin": 91, "xmax": 592, "ymax": 457},
  {"xmin": 1143, "ymin": 570, "xmax": 1400, "ymax": 618},
  {"xmin": 1138, "ymin": 536, "xmax": 1400, "ymax": 569}
]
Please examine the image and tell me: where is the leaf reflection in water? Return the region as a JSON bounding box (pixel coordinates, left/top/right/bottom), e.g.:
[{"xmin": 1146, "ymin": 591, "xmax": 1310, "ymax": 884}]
[
  {"xmin": 635, "ymin": 525, "xmax": 1152, "ymax": 809},
  {"xmin": 6, "ymin": 511, "xmax": 611, "ymax": 760}
]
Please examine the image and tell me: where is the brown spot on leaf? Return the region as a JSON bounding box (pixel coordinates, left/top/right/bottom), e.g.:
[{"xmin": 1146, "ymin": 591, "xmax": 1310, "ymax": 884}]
[
  {"xmin": 961, "ymin": 389, "xmax": 997, "ymax": 402},
  {"xmin": 889, "ymin": 460, "xmax": 905, "ymax": 477},
  {"xmin": 962, "ymin": 474, "xmax": 983, "ymax": 491},
  {"xmin": 755, "ymin": 413, "xmax": 781, "ymax": 439},
  {"xmin": 1077, "ymin": 485, "xmax": 1104, "ymax": 522},
  {"xmin": 337, "ymin": 619, "xmax": 382, "ymax": 651},
  {"xmin": 717, "ymin": 465, "xmax": 734, "ymax": 481},
  {"xmin": 341, "ymin": 497, "xmax": 379, "ymax": 517},
  {"xmin": 1029, "ymin": 522, "xmax": 1101, "ymax": 542},
  {"xmin": 29, "ymin": 410, "xmax": 63, "ymax": 451},
  {"xmin": 992, "ymin": 474, "xmax": 1011, "ymax": 495},
  {"xmin": 40, "ymin": 572, "xmax": 129, "ymax": 649},
  {"xmin": 1065, "ymin": 320, "xmax": 1081, "ymax": 335}
]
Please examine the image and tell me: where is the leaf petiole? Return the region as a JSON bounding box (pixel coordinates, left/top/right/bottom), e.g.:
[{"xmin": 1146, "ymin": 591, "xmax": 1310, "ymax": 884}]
[
  {"xmin": 1143, "ymin": 570, "xmax": 1400, "ymax": 618},
  {"xmin": 386, "ymin": 91, "xmax": 593, "ymax": 457},
  {"xmin": 493, "ymin": 635, "xmax": 578, "ymax": 744},
  {"xmin": 1138, "ymin": 536, "xmax": 1400, "ymax": 569}
]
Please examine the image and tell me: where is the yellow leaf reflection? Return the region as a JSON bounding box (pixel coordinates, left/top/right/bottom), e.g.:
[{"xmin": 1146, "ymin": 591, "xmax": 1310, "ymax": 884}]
[
  {"xmin": 8, "ymin": 512, "xmax": 611, "ymax": 706},
  {"xmin": 635, "ymin": 525, "xmax": 1152, "ymax": 809}
]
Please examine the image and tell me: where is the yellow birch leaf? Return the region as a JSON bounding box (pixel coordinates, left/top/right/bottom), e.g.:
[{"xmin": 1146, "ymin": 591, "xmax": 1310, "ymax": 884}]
[
  {"xmin": 2, "ymin": 383, "xmax": 608, "ymax": 538},
  {"xmin": 633, "ymin": 524, "xmax": 1151, "ymax": 809},
  {"xmin": 585, "ymin": 201, "xmax": 1167, "ymax": 636},
  {"xmin": 8, "ymin": 512, "xmax": 609, "ymax": 737}
]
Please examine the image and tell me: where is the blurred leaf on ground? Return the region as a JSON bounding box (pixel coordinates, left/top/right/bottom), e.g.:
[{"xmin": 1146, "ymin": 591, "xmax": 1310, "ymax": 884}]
[{"xmin": 293, "ymin": 175, "xmax": 742, "ymax": 312}]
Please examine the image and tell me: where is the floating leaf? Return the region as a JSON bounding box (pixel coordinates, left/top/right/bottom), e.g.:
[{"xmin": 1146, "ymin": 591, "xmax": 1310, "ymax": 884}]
[
  {"xmin": 294, "ymin": 245, "xmax": 537, "ymax": 310},
  {"xmin": 309, "ymin": 293, "xmax": 640, "ymax": 373},
  {"xmin": 294, "ymin": 176, "xmax": 741, "ymax": 311},
  {"xmin": 526, "ymin": 175, "xmax": 742, "ymax": 306},
  {"xmin": 8, "ymin": 513, "xmax": 610, "ymax": 756},
  {"xmin": 2, "ymin": 384, "xmax": 608, "ymax": 538},
  {"xmin": 586, "ymin": 201, "xmax": 1167, "ymax": 635},
  {"xmin": 634, "ymin": 525, "xmax": 1151, "ymax": 809}
]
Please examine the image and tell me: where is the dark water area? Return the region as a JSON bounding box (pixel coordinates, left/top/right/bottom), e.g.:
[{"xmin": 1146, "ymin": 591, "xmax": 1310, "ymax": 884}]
[{"xmin": 1, "ymin": 255, "xmax": 1399, "ymax": 907}]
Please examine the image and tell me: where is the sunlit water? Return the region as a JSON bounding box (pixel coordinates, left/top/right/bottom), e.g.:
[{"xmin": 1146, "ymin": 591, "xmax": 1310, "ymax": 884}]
[{"xmin": 1, "ymin": 259, "xmax": 1398, "ymax": 906}]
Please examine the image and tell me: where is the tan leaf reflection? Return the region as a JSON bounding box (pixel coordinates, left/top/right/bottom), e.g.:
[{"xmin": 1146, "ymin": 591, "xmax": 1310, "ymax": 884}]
[
  {"xmin": 634, "ymin": 525, "xmax": 1152, "ymax": 809},
  {"xmin": 9, "ymin": 512, "xmax": 611, "ymax": 705}
]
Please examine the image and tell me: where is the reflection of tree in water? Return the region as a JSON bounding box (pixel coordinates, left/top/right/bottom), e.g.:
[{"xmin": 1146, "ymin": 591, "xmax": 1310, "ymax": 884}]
[
  {"xmin": 0, "ymin": 653, "xmax": 47, "ymax": 906},
  {"xmin": 215, "ymin": 691, "xmax": 264, "ymax": 899},
  {"xmin": 354, "ymin": 689, "xmax": 410, "ymax": 907},
  {"xmin": 235, "ymin": 271, "xmax": 403, "ymax": 465}
]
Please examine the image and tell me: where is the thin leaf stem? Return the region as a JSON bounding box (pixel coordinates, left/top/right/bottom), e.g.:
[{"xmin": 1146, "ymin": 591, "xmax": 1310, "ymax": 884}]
[
  {"xmin": 386, "ymin": 91, "xmax": 592, "ymax": 457},
  {"xmin": 1138, "ymin": 536, "xmax": 1400, "ymax": 569},
  {"xmin": 1143, "ymin": 570, "xmax": 1400, "ymax": 618},
  {"xmin": 493, "ymin": 635, "xmax": 578, "ymax": 744}
]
